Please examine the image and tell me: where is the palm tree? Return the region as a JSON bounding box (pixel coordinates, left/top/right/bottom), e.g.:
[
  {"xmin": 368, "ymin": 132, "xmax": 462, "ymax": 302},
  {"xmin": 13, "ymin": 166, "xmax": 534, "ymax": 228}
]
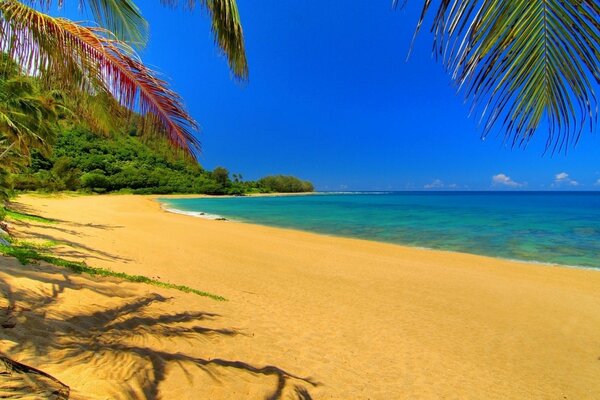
[
  {"xmin": 0, "ymin": 0, "xmax": 248, "ymax": 155},
  {"xmin": 0, "ymin": 55, "xmax": 65, "ymax": 199},
  {"xmin": 397, "ymin": 0, "xmax": 600, "ymax": 152},
  {"xmin": 0, "ymin": 64, "xmax": 61, "ymax": 162}
]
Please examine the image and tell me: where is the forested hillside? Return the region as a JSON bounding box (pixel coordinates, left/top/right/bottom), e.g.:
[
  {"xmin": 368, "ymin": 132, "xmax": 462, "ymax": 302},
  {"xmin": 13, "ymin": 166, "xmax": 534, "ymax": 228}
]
[{"xmin": 10, "ymin": 127, "xmax": 314, "ymax": 195}]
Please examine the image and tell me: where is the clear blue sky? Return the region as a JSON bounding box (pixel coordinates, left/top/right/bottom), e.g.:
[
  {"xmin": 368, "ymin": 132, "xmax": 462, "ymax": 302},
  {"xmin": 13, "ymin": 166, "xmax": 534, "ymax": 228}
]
[{"xmin": 61, "ymin": 1, "xmax": 600, "ymax": 191}]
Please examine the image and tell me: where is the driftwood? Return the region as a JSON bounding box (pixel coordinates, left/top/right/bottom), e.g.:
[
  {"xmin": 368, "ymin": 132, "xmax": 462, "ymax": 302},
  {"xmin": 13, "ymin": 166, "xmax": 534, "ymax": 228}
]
[{"xmin": 0, "ymin": 353, "xmax": 70, "ymax": 399}]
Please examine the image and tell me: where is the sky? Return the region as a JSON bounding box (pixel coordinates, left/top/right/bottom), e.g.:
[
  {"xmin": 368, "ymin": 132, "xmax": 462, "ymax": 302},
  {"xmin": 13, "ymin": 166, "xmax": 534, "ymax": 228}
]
[{"xmin": 59, "ymin": 1, "xmax": 600, "ymax": 191}]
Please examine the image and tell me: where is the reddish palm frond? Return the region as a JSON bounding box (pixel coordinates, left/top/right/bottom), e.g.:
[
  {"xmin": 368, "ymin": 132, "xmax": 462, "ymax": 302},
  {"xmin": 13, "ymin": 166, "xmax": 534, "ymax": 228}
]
[
  {"xmin": 160, "ymin": 0, "xmax": 248, "ymax": 79},
  {"xmin": 24, "ymin": 0, "xmax": 148, "ymax": 45},
  {"xmin": 0, "ymin": 0, "xmax": 199, "ymax": 153}
]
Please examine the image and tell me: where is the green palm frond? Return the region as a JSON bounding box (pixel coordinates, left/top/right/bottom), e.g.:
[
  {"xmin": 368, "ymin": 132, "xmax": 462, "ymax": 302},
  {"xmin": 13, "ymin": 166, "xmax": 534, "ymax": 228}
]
[
  {"xmin": 0, "ymin": 75, "xmax": 59, "ymax": 157},
  {"xmin": 28, "ymin": 0, "xmax": 148, "ymax": 45},
  {"xmin": 398, "ymin": 0, "xmax": 600, "ymax": 151},
  {"xmin": 160, "ymin": 0, "xmax": 248, "ymax": 79}
]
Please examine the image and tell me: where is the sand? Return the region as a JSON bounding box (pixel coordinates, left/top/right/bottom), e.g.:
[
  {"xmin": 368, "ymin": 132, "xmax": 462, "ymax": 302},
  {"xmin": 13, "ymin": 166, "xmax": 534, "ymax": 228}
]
[{"xmin": 1, "ymin": 194, "xmax": 600, "ymax": 399}]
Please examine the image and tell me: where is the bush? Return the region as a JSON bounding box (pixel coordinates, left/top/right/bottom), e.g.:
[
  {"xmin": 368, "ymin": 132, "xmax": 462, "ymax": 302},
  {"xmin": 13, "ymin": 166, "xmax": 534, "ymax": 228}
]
[
  {"xmin": 258, "ymin": 175, "xmax": 314, "ymax": 193},
  {"xmin": 81, "ymin": 170, "xmax": 110, "ymax": 192}
]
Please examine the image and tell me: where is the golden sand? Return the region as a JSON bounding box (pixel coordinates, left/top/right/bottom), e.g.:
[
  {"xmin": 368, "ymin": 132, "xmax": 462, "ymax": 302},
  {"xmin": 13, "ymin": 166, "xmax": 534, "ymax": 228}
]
[{"xmin": 1, "ymin": 194, "xmax": 600, "ymax": 399}]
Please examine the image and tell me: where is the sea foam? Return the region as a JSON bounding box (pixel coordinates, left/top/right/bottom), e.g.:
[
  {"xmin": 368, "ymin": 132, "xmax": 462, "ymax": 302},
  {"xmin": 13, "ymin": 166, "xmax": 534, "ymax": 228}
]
[{"xmin": 162, "ymin": 206, "xmax": 229, "ymax": 221}]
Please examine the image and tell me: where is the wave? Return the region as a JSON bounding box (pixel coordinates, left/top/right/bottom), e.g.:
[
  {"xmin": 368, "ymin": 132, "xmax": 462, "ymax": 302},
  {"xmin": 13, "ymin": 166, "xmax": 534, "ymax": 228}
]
[{"xmin": 161, "ymin": 206, "xmax": 232, "ymax": 221}]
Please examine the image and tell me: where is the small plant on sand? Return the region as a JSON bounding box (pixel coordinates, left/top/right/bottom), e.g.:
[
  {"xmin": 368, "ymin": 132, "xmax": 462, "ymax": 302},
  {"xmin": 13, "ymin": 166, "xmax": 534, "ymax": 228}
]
[
  {"xmin": 0, "ymin": 241, "xmax": 226, "ymax": 301},
  {"xmin": 2, "ymin": 208, "xmax": 56, "ymax": 224}
]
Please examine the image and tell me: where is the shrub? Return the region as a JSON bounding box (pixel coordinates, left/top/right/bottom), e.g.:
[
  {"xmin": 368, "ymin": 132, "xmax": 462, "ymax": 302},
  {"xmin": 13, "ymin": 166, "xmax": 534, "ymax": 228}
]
[
  {"xmin": 258, "ymin": 175, "xmax": 314, "ymax": 193},
  {"xmin": 81, "ymin": 170, "xmax": 110, "ymax": 192}
]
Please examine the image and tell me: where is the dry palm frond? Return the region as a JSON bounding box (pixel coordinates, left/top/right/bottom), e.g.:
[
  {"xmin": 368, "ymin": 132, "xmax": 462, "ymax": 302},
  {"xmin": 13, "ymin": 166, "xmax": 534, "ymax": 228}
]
[
  {"xmin": 25, "ymin": 0, "xmax": 148, "ymax": 45},
  {"xmin": 397, "ymin": 0, "xmax": 600, "ymax": 152},
  {"xmin": 0, "ymin": 0, "xmax": 199, "ymax": 153}
]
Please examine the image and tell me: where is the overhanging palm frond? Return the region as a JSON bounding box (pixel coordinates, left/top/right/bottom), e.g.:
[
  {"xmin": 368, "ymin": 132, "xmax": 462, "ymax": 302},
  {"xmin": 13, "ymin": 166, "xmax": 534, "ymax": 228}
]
[
  {"xmin": 27, "ymin": 0, "xmax": 148, "ymax": 45},
  {"xmin": 0, "ymin": 0, "xmax": 199, "ymax": 153},
  {"xmin": 160, "ymin": 0, "xmax": 248, "ymax": 79},
  {"xmin": 398, "ymin": 0, "xmax": 600, "ymax": 152}
]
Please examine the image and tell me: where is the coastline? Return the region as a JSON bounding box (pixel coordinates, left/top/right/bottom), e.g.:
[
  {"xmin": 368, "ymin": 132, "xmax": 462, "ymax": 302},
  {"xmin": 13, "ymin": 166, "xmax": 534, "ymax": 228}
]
[
  {"xmin": 157, "ymin": 197, "xmax": 600, "ymax": 272},
  {"xmin": 153, "ymin": 191, "xmax": 317, "ymax": 199},
  {"xmin": 3, "ymin": 193, "xmax": 600, "ymax": 399}
]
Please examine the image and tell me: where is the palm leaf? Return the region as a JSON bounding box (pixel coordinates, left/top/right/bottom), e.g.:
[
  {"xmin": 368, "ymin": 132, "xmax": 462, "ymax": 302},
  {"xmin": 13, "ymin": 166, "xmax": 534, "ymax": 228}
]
[
  {"xmin": 0, "ymin": 0, "xmax": 199, "ymax": 153},
  {"xmin": 160, "ymin": 0, "xmax": 248, "ymax": 79},
  {"xmin": 398, "ymin": 0, "xmax": 600, "ymax": 151},
  {"xmin": 26, "ymin": 0, "xmax": 148, "ymax": 45}
]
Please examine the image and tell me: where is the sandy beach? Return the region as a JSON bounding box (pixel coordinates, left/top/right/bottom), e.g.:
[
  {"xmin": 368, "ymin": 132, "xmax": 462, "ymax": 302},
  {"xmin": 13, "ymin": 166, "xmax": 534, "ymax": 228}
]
[{"xmin": 1, "ymin": 194, "xmax": 600, "ymax": 399}]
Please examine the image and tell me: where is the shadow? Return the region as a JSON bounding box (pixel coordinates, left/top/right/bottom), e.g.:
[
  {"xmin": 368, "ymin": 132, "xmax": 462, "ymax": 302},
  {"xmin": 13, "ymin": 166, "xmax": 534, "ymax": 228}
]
[
  {"xmin": 6, "ymin": 220, "xmax": 133, "ymax": 263},
  {"xmin": 11, "ymin": 220, "xmax": 83, "ymax": 235},
  {"xmin": 0, "ymin": 354, "xmax": 70, "ymax": 399},
  {"xmin": 0, "ymin": 259, "xmax": 318, "ymax": 399},
  {"xmin": 4, "ymin": 202, "xmax": 59, "ymax": 222},
  {"xmin": 28, "ymin": 230, "xmax": 132, "ymax": 263},
  {"xmin": 6, "ymin": 201, "xmax": 123, "ymax": 230}
]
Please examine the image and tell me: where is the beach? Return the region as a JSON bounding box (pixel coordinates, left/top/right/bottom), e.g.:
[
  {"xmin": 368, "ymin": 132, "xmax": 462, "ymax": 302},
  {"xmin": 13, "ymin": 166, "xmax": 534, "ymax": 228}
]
[{"xmin": 2, "ymin": 194, "xmax": 600, "ymax": 399}]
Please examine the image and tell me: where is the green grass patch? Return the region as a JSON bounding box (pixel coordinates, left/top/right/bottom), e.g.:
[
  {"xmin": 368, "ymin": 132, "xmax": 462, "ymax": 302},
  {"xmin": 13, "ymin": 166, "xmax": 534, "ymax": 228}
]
[
  {"xmin": 17, "ymin": 239, "xmax": 63, "ymax": 249},
  {"xmin": 0, "ymin": 242, "xmax": 225, "ymax": 301},
  {"xmin": 3, "ymin": 208, "xmax": 57, "ymax": 224}
]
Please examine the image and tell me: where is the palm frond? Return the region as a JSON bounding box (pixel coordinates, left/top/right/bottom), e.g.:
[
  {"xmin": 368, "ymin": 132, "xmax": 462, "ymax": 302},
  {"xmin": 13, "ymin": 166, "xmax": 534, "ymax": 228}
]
[
  {"xmin": 399, "ymin": 0, "xmax": 600, "ymax": 152},
  {"xmin": 70, "ymin": 91, "xmax": 128, "ymax": 135},
  {"xmin": 0, "ymin": 74, "xmax": 59, "ymax": 158},
  {"xmin": 0, "ymin": 0, "xmax": 199, "ymax": 153},
  {"xmin": 26, "ymin": 0, "xmax": 148, "ymax": 45},
  {"xmin": 160, "ymin": 0, "xmax": 248, "ymax": 79}
]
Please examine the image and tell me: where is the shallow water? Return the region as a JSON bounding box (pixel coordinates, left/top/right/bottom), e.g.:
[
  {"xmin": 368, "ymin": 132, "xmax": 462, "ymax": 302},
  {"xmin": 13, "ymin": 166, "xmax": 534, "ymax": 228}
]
[{"xmin": 159, "ymin": 192, "xmax": 600, "ymax": 269}]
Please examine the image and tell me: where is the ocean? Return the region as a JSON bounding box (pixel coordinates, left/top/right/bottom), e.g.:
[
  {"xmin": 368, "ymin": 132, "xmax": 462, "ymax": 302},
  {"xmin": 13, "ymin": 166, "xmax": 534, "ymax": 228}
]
[{"xmin": 159, "ymin": 192, "xmax": 600, "ymax": 269}]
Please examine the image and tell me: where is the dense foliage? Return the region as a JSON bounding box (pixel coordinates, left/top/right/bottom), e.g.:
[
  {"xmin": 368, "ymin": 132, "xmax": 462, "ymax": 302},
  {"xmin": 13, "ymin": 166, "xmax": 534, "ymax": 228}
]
[
  {"xmin": 0, "ymin": 0, "xmax": 248, "ymax": 156},
  {"xmin": 258, "ymin": 175, "xmax": 314, "ymax": 193},
  {"xmin": 10, "ymin": 127, "xmax": 313, "ymax": 195}
]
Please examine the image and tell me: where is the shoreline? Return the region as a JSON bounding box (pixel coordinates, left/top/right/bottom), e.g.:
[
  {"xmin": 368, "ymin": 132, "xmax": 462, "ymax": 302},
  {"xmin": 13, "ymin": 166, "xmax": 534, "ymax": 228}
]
[
  {"xmin": 4, "ymin": 194, "xmax": 600, "ymax": 399},
  {"xmin": 156, "ymin": 197, "xmax": 599, "ymax": 273},
  {"xmin": 152, "ymin": 191, "xmax": 316, "ymax": 199}
]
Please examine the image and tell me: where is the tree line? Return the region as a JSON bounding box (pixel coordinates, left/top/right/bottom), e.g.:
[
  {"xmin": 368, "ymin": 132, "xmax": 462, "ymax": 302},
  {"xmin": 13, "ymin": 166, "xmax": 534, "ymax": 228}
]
[{"xmin": 11, "ymin": 126, "xmax": 313, "ymax": 195}]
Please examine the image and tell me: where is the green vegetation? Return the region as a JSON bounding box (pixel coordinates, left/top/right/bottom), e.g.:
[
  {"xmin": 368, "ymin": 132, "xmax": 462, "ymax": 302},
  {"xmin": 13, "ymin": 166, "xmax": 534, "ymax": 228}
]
[
  {"xmin": 0, "ymin": 239, "xmax": 226, "ymax": 301},
  {"xmin": 2, "ymin": 208, "xmax": 56, "ymax": 224},
  {"xmin": 258, "ymin": 175, "xmax": 314, "ymax": 193},
  {"xmin": 0, "ymin": 0, "xmax": 254, "ymax": 200},
  {"xmin": 9, "ymin": 127, "xmax": 314, "ymax": 195},
  {"xmin": 0, "ymin": 53, "xmax": 64, "ymax": 202},
  {"xmin": 0, "ymin": 0, "xmax": 248, "ymax": 158}
]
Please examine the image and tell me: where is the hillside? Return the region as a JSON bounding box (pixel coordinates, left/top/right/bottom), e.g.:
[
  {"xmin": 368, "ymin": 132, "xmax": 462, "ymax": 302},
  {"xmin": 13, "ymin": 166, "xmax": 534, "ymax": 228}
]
[{"xmin": 11, "ymin": 127, "xmax": 313, "ymax": 195}]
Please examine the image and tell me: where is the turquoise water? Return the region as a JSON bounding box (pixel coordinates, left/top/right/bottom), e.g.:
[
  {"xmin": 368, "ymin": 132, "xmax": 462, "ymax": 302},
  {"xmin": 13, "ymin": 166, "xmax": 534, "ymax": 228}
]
[{"xmin": 159, "ymin": 192, "xmax": 600, "ymax": 269}]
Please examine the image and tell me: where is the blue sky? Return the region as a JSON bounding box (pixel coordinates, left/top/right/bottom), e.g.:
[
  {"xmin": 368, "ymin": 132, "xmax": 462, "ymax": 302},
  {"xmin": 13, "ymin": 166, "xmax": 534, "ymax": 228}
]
[{"xmin": 60, "ymin": 1, "xmax": 600, "ymax": 191}]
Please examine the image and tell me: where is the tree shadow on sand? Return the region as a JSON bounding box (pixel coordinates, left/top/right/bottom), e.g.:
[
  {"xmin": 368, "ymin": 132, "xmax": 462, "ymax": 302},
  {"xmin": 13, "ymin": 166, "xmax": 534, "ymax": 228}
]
[
  {"xmin": 6, "ymin": 202, "xmax": 123, "ymax": 230},
  {"xmin": 6, "ymin": 216, "xmax": 133, "ymax": 264},
  {"xmin": 0, "ymin": 258, "xmax": 318, "ymax": 399}
]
